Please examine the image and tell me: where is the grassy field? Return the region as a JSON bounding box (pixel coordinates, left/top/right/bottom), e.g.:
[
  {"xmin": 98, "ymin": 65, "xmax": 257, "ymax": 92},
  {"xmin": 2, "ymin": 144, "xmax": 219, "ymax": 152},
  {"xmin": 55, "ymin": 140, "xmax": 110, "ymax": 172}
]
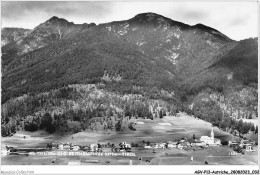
[{"xmin": 1, "ymin": 113, "xmax": 258, "ymax": 165}]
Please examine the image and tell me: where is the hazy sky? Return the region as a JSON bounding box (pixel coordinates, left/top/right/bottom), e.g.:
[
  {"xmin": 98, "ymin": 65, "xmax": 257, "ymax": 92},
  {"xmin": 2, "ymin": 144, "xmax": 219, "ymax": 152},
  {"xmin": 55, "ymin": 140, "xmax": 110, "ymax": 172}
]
[{"xmin": 1, "ymin": 1, "xmax": 258, "ymax": 40}]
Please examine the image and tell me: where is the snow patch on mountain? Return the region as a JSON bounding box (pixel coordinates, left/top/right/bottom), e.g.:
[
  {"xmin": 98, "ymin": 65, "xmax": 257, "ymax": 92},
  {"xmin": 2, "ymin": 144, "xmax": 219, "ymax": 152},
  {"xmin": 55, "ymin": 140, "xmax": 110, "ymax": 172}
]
[
  {"xmin": 162, "ymin": 25, "xmax": 168, "ymax": 32},
  {"xmin": 166, "ymin": 70, "xmax": 175, "ymax": 78},
  {"xmin": 176, "ymin": 27, "xmax": 182, "ymax": 33},
  {"xmin": 118, "ymin": 30, "xmax": 127, "ymax": 35},
  {"xmin": 21, "ymin": 79, "xmax": 27, "ymax": 85},
  {"xmin": 106, "ymin": 26, "xmax": 112, "ymax": 31},
  {"xmin": 137, "ymin": 41, "xmax": 147, "ymax": 46},
  {"xmin": 122, "ymin": 23, "xmax": 129, "ymax": 29},
  {"xmin": 165, "ymin": 49, "xmax": 179, "ymax": 65},
  {"xmin": 172, "ymin": 44, "xmax": 181, "ymax": 50},
  {"xmin": 174, "ymin": 33, "xmax": 180, "ymax": 39},
  {"xmin": 206, "ymin": 40, "xmax": 219, "ymax": 49},
  {"xmin": 132, "ymin": 27, "xmax": 138, "ymax": 31},
  {"xmin": 166, "ymin": 32, "xmax": 174, "ymax": 38},
  {"xmin": 21, "ymin": 45, "xmax": 33, "ymax": 54},
  {"xmin": 166, "ymin": 39, "xmax": 171, "ymax": 43}
]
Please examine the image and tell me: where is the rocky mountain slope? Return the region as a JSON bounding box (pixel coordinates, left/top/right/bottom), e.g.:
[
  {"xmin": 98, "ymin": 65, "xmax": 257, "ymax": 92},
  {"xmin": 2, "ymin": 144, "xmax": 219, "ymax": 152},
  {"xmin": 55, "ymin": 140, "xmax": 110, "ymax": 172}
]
[
  {"xmin": 1, "ymin": 13, "xmax": 258, "ymax": 136},
  {"xmin": 1, "ymin": 17, "xmax": 95, "ymax": 67},
  {"xmin": 1, "ymin": 28, "xmax": 31, "ymax": 46}
]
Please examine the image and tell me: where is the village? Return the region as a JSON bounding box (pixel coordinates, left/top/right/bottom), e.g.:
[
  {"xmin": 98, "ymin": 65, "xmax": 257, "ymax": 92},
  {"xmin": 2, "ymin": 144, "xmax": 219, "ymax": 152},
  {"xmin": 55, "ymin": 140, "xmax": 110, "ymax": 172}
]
[
  {"xmin": 2, "ymin": 127, "xmax": 256, "ymax": 157},
  {"xmin": 1, "ymin": 112, "xmax": 258, "ymax": 165}
]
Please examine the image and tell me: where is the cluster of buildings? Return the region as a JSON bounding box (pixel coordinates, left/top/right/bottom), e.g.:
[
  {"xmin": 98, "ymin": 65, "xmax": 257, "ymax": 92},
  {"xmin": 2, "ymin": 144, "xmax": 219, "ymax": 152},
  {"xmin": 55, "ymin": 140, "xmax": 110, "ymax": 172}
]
[
  {"xmin": 229, "ymin": 139, "xmax": 256, "ymax": 152},
  {"xmin": 142, "ymin": 127, "xmax": 256, "ymax": 153},
  {"xmin": 143, "ymin": 128, "xmax": 256, "ymax": 153},
  {"xmin": 2, "ymin": 128, "xmax": 256, "ymax": 157},
  {"xmin": 143, "ymin": 140, "xmax": 206, "ymax": 150},
  {"xmin": 143, "ymin": 127, "xmax": 221, "ymax": 150},
  {"xmin": 49, "ymin": 141, "xmax": 131, "ymax": 152}
]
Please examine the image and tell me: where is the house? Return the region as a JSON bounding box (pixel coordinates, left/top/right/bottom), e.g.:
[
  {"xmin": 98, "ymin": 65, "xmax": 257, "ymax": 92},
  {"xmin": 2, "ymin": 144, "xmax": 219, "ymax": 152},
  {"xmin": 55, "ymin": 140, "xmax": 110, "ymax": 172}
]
[
  {"xmin": 181, "ymin": 141, "xmax": 190, "ymax": 148},
  {"xmin": 190, "ymin": 140, "xmax": 205, "ymax": 147},
  {"xmin": 153, "ymin": 143, "xmax": 160, "ymax": 149},
  {"xmin": 119, "ymin": 142, "xmax": 131, "ymax": 149},
  {"xmin": 63, "ymin": 143, "xmax": 71, "ymax": 150},
  {"xmin": 144, "ymin": 145, "xmax": 153, "ymax": 149},
  {"xmin": 98, "ymin": 142, "xmax": 108, "ymax": 148},
  {"xmin": 176, "ymin": 143, "xmax": 183, "ymax": 149},
  {"xmin": 51, "ymin": 143, "xmax": 58, "ymax": 150},
  {"xmin": 179, "ymin": 139, "xmax": 186, "ymax": 143},
  {"xmin": 240, "ymin": 140, "xmax": 254, "ymax": 152},
  {"xmin": 229, "ymin": 141, "xmax": 240, "ymax": 148},
  {"xmin": 90, "ymin": 144, "xmax": 98, "ymax": 152},
  {"xmin": 102, "ymin": 147, "xmax": 112, "ymax": 152},
  {"xmin": 82, "ymin": 146, "xmax": 90, "ymax": 151},
  {"xmin": 1, "ymin": 147, "xmax": 10, "ymax": 156},
  {"xmin": 240, "ymin": 139, "xmax": 250, "ymax": 145},
  {"xmin": 229, "ymin": 151, "xmax": 238, "ymax": 156},
  {"xmin": 167, "ymin": 141, "xmax": 178, "ymax": 144},
  {"xmin": 158, "ymin": 143, "xmax": 166, "ymax": 149},
  {"xmin": 72, "ymin": 145, "xmax": 80, "ymax": 151},
  {"xmin": 244, "ymin": 144, "xmax": 254, "ymax": 152},
  {"xmin": 214, "ymin": 138, "xmax": 221, "ymax": 145},
  {"xmin": 167, "ymin": 141, "xmax": 177, "ymax": 148},
  {"xmin": 200, "ymin": 136, "xmax": 213, "ymax": 144},
  {"xmin": 148, "ymin": 142, "xmax": 156, "ymax": 148},
  {"xmin": 58, "ymin": 143, "xmax": 64, "ymax": 150}
]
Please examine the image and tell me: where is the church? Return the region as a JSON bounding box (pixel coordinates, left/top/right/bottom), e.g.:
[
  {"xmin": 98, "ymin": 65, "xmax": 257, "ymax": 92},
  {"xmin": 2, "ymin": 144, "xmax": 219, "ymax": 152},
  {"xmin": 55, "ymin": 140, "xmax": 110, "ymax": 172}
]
[{"xmin": 200, "ymin": 127, "xmax": 221, "ymax": 146}]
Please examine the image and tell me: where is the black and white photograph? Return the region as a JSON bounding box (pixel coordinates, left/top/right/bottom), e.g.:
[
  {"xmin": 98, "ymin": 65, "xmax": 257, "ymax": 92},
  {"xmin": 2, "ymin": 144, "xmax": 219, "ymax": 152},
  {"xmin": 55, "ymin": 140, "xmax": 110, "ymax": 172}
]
[{"xmin": 1, "ymin": 0, "xmax": 259, "ymax": 174}]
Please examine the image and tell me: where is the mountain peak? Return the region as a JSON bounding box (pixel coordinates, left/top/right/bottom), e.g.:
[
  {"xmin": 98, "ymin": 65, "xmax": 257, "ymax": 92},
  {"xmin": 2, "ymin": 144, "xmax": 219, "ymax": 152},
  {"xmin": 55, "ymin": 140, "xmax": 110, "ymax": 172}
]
[
  {"xmin": 49, "ymin": 16, "xmax": 60, "ymax": 20},
  {"xmin": 131, "ymin": 12, "xmax": 166, "ymax": 21},
  {"xmin": 47, "ymin": 16, "xmax": 71, "ymax": 24},
  {"xmin": 192, "ymin": 23, "xmax": 232, "ymax": 41},
  {"xmin": 129, "ymin": 12, "xmax": 190, "ymax": 30},
  {"xmin": 192, "ymin": 23, "xmax": 217, "ymax": 32},
  {"xmin": 136, "ymin": 12, "xmax": 161, "ymax": 17}
]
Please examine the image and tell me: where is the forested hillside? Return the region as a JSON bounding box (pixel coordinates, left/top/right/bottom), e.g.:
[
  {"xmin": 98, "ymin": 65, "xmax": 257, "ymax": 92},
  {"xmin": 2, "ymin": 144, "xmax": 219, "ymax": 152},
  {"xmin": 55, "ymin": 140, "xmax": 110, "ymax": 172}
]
[
  {"xmin": 1, "ymin": 84, "xmax": 179, "ymax": 136},
  {"xmin": 1, "ymin": 13, "xmax": 258, "ymax": 137}
]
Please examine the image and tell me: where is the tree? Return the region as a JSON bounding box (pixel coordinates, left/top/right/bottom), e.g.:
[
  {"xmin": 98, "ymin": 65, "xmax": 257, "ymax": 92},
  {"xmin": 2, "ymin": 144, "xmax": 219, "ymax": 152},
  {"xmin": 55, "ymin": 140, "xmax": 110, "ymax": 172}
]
[
  {"xmin": 221, "ymin": 140, "xmax": 229, "ymax": 145},
  {"xmin": 115, "ymin": 120, "xmax": 122, "ymax": 132},
  {"xmin": 163, "ymin": 110, "xmax": 167, "ymax": 116},
  {"xmin": 128, "ymin": 122, "xmax": 136, "ymax": 131},
  {"xmin": 147, "ymin": 141, "xmax": 150, "ymax": 145},
  {"xmin": 250, "ymin": 124, "xmax": 255, "ymax": 132},
  {"xmin": 236, "ymin": 119, "xmax": 243, "ymax": 134},
  {"xmin": 147, "ymin": 111, "xmax": 153, "ymax": 120},
  {"xmin": 159, "ymin": 110, "xmax": 163, "ymax": 118},
  {"xmin": 40, "ymin": 112, "xmax": 55, "ymax": 133},
  {"xmin": 1, "ymin": 126, "xmax": 10, "ymax": 137},
  {"xmin": 24, "ymin": 121, "xmax": 38, "ymax": 131},
  {"xmin": 124, "ymin": 104, "xmax": 131, "ymax": 117}
]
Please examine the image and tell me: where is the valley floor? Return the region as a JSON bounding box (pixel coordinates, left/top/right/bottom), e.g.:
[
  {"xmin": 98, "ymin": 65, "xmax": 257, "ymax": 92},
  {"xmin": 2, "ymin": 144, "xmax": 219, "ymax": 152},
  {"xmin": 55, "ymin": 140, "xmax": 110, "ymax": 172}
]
[{"xmin": 1, "ymin": 113, "xmax": 258, "ymax": 165}]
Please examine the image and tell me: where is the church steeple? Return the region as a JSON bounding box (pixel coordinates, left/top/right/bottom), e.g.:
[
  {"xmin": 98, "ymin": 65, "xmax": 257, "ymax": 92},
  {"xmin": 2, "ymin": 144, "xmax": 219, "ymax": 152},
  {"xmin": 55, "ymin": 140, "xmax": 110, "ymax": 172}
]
[{"xmin": 210, "ymin": 127, "xmax": 214, "ymax": 142}]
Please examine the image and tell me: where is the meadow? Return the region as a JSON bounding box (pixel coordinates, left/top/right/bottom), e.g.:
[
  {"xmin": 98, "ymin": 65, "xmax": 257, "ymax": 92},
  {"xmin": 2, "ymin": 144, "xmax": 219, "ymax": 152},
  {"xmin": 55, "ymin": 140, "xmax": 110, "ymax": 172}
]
[{"xmin": 1, "ymin": 113, "xmax": 258, "ymax": 165}]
